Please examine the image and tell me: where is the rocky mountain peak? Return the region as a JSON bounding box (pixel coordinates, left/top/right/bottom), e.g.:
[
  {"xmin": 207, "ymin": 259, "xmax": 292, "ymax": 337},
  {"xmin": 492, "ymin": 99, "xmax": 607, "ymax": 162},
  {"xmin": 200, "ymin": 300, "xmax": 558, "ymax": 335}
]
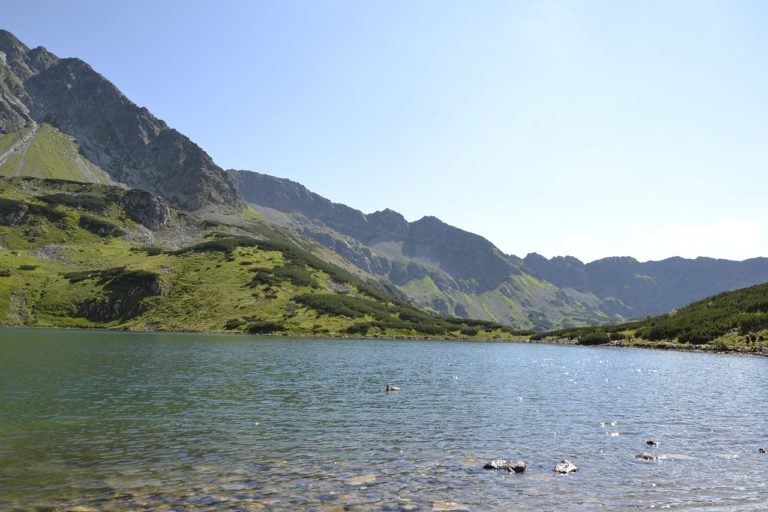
[
  {"xmin": 0, "ymin": 29, "xmax": 28, "ymax": 54},
  {"xmin": 0, "ymin": 30, "xmax": 243, "ymax": 211},
  {"xmin": 366, "ymin": 208, "xmax": 409, "ymax": 242},
  {"xmin": 0, "ymin": 31, "xmax": 58, "ymax": 80}
]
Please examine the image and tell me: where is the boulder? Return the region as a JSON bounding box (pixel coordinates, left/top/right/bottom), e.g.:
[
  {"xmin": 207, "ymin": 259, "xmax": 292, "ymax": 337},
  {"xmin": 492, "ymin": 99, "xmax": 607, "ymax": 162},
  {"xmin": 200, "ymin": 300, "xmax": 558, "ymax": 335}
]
[
  {"xmin": 121, "ymin": 189, "xmax": 170, "ymax": 230},
  {"xmin": 635, "ymin": 453, "xmax": 657, "ymax": 461},
  {"xmin": 646, "ymin": 439, "xmax": 658, "ymax": 446},
  {"xmin": 483, "ymin": 459, "xmax": 526, "ymax": 473},
  {"xmin": 554, "ymin": 460, "xmax": 578, "ymax": 474},
  {"xmin": 759, "ymin": 448, "xmax": 766, "ymax": 454}
]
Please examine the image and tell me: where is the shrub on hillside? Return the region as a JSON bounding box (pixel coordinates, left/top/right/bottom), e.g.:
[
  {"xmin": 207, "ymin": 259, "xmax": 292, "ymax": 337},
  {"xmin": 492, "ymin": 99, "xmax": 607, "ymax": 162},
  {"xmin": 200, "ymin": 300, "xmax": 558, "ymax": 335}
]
[
  {"xmin": 246, "ymin": 320, "xmax": 285, "ymax": 334},
  {"xmin": 578, "ymin": 331, "xmax": 610, "ymax": 345}
]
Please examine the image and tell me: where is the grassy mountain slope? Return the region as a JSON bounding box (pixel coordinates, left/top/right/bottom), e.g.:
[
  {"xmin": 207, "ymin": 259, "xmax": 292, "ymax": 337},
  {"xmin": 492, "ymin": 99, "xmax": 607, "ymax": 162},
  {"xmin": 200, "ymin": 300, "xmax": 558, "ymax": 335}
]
[
  {"xmin": 533, "ymin": 282, "xmax": 768, "ymax": 352},
  {"xmin": 0, "ymin": 123, "xmax": 114, "ymax": 183},
  {"xmin": 0, "ymin": 177, "xmax": 523, "ymax": 340}
]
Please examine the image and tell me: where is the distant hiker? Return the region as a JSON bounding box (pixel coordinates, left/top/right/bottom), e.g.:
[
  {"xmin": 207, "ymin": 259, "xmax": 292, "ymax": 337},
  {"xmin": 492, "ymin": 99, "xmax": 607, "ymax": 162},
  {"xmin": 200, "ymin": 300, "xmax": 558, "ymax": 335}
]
[
  {"xmin": 750, "ymin": 333, "xmax": 757, "ymax": 344},
  {"xmin": 745, "ymin": 334, "xmax": 752, "ymax": 347},
  {"xmin": 759, "ymin": 335, "xmax": 764, "ymax": 354}
]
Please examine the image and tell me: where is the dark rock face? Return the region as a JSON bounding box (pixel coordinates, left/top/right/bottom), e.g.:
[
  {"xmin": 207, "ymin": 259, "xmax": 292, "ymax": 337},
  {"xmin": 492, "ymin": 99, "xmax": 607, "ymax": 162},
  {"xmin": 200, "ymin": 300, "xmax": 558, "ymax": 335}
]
[
  {"xmin": 483, "ymin": 459, "xmax": 526, "ymax": 473},
  {"xmin": 523, "ymin": 253, "xmax": 589, "ymax": 291},
  {"xmin": 229, "ymin": 169, "xmax": 372, "ymax": 239},
  {"xmin": 405, "ymin": 216, "xmax": 517, "ymax": 291},
  {"xmin": 121, "ymin": 189, "xmax": 170, "ymax": 230},
  {"xmin": 554, "ymin": 460, "xmax": 578, "ymax": 474},
  {"xmin": 0, "ymin": 30, "xmax": 244, "ymax": 212}
]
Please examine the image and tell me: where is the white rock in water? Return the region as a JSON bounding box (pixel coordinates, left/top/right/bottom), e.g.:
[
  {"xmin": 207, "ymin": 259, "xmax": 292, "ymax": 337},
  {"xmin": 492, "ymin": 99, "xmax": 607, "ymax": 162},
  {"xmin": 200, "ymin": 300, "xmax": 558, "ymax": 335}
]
[
  {"xmin": 554, "ymin": 459, "xmax": 579, "ymax": 474},
  {"xmin": 483, "ymin": 459, "xmax": 526, "ymax": 473}
]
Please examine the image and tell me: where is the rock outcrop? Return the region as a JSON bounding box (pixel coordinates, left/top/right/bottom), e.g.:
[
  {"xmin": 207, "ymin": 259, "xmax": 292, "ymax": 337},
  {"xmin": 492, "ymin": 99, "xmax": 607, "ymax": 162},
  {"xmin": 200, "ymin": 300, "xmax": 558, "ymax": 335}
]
[{"xmin": 121, "ymin": 189, "xmax": 170, "ymax": 230}]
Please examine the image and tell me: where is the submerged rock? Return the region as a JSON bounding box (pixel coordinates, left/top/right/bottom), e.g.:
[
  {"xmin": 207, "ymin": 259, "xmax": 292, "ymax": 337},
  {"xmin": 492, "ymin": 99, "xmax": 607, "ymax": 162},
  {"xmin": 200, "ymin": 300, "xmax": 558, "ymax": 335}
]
[
  {"xmin": 483, "ymin": 459, "xmax": 526, "ymax": 473},
  {"xmin": 646, "ymin": 439, "xmax": 659, "ymax": 446},
  {"xmin": 385, "ymin": 385, "xmax": 400, "ymax": 392},
  {"xmin": 635, "ymin": 452, "xmax": 657, "ymax": 461},
  {"xmin": 344, "ymin": 474, "xmax": 376, "ymax": 486},
  {"xmin": 554, "ymin": 459, "xmax": 578, "ymax": 474},
  {"xmin": 431, "ymin": 501, "xmax": 470, "ymax": 512}
]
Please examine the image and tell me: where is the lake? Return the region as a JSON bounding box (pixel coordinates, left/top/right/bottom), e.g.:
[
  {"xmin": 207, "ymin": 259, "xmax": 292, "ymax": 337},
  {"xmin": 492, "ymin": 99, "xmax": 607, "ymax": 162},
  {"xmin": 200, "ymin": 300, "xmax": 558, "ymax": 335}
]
[{"xmin": 1, "ymin": 329, "xmax": 766, "ymax": 511}]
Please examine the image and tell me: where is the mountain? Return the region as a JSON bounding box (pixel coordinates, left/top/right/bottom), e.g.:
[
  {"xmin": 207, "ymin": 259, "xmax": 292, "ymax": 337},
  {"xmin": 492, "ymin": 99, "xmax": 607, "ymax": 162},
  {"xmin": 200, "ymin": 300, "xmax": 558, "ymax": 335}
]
[
  {"xmin": 2, "ymin": 29, "xmax": 767, "ymax": 334},
  {"xmin": 533, "ymin": 280, "xmax": 768, "ymax": 352},
  {"xmin": 0, "ymin": 29, "xmax": 242, "ymax": 211},
  {"xmin": 522, "ymin": 253, "xmax": 768, "ymax": 317},
  {"xmin": 229, "ymin": 169, "xmax": 621, "ymax": 330},
  {"xmin": 0, "ymin": 176, "xmax": 523, "ymax": 339},
  {"xmin": 230, "ymin": 168, "xmax": 768, "ymax": 328}
]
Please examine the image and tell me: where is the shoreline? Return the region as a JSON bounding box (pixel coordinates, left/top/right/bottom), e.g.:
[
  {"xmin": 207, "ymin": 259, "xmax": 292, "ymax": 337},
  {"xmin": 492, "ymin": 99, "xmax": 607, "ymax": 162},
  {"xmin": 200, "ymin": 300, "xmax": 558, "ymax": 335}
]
[{"xmin": 1, "ymin": 324, "xmax": 766, "ymax": 357}]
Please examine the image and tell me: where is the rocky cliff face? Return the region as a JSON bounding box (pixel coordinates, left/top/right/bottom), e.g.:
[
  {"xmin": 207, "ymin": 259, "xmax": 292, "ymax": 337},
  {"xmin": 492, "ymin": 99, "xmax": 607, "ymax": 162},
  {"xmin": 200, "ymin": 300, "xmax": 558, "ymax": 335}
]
[
  {"xmin": 0, "ymin": 30, "xmax": 243, "ymax": 211},
  {"xmin": 228, "ymin": 169, "xmax": 373, "ymax": 240}
]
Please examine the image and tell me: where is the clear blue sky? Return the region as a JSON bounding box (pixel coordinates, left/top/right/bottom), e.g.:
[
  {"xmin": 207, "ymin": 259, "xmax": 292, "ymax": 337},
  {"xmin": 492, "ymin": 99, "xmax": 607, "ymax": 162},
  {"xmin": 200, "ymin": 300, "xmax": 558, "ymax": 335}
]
[{"xmin": 5, "ymin": 1, "xmax": 768, "ymax": 262}]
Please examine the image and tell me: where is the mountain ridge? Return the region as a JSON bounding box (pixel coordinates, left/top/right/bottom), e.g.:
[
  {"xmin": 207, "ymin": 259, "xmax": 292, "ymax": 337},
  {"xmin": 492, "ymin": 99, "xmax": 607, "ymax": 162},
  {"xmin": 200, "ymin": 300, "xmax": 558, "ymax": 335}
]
[{"xmin": 2, "ymin": 29, "xmax": 767, "ymax": 332}]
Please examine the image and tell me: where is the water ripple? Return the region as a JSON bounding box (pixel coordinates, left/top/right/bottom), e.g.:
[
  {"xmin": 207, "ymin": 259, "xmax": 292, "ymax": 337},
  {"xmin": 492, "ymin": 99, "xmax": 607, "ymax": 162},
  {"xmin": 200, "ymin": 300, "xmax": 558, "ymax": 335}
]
[{"xmin": 1, "ymin": 329, "xmax": 767, "ymax": 511}]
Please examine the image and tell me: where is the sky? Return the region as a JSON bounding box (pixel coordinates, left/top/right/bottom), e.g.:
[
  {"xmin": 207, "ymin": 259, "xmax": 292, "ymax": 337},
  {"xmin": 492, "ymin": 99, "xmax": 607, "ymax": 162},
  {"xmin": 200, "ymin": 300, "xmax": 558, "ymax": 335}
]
[{"xmin": 4, "ymin": 1, "xmax": 768, "ymax": 262}]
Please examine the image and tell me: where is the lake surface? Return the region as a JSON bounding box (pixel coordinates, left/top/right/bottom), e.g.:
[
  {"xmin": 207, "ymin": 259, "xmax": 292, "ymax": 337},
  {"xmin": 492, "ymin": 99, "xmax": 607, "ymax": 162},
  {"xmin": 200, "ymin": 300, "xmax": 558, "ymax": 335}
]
[{"xmin": 1, "ymin": 329, "xmax": 767, "ymax": 511}]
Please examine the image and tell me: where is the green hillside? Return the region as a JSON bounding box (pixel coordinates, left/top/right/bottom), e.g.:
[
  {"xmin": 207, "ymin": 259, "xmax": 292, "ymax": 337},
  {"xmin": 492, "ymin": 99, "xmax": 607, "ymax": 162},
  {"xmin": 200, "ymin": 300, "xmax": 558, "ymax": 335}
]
[
  {"xmin": 0, "ymin": 123, "xmax": 114, "ymax": 184},
  {"xmin": 0, "ymin": 177, "xmax": 524, "ymax": 340},
  {"xmin": 533, "ymin": 282, "xmax": 768, "ymax": 352}
]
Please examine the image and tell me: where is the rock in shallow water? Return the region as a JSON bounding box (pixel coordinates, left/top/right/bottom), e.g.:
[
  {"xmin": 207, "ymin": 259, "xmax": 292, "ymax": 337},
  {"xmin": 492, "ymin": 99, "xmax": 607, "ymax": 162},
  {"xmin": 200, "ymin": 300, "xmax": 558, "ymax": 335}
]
[
  {"xmin": 759, "ymin": 448, "xmax": 766, "ymax": 454},
  {"xmin": 432, "ymin": 501, "xmax": 470, "ymax": 512},
  {"xmin": 635, "ymin": 452, "xmax": 657, "ymax": 461},
  {"xmin": 483, "ymin": 459, "xmax": 526, "ymax": 473},
  {"xmin": 646, "ymin": 439, "xmax": 659, "ymax": 446},
  {"xmin": 554, "ymin": 459, "xmax": 579, "ymax": 474}
]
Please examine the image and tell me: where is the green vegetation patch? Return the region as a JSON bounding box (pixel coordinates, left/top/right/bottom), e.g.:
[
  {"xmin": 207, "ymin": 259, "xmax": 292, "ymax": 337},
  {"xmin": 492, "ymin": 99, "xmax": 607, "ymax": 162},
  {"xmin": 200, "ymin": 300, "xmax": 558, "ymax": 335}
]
[
  {"xmin": 0, "ymin": 197, "xmax": 63, "ymax": 225},
  {"xmin": 250, "ymin": 262, "xmax": 318, "ymax": 288},
  {"xmin": 63, "ymin": 267, "xmax": 162, "ymax": 322},
  {"xmin": 180, "ymin": 233, "xmax": 388, "ymax": 298},
  {"xmin": 246, "ymin": 320, "xmax": 286, "ymax": 334},
  {"xmin": 0, "ymin": 123, "xmax": 113, "ymax": 183},
  {"xmin": 39, "ymin": 193, "xmax": 110, "ymax": 213},
  {"xmin": 535, "ymin": 282, "xmax": 768, "ymax": 348},
  {"xmin": 78, "ymin": 214, "xmax": 124, "ymax": 237}
]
